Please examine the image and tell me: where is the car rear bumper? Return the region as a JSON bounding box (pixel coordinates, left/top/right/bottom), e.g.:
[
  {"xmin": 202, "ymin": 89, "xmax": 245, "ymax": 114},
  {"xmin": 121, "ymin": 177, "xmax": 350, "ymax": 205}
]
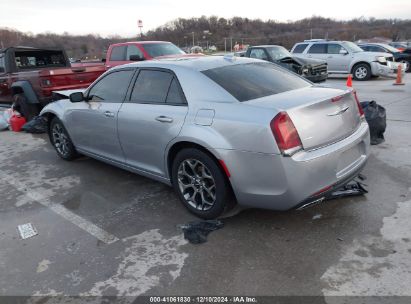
[{"xmin": 216, "ymin": 121, "xmax": 370, "ymax": 210}]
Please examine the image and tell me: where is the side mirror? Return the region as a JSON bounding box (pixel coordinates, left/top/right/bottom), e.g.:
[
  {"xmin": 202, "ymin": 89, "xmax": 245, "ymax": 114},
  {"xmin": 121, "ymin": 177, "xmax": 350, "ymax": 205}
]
[
  {"xmin": 101, "ymin": 58, "xmax": 106, "ymax": 62},
  {"xmin": 129, "ymin": 55, "xmax": 145, "ymax": 61},
  {"xmin": 69, "ymin": 92, "xmax": 85, "ymax": 103},
  {"xmin": 339, "ymin": 49, "xmax": 348, "ymax": 55}
]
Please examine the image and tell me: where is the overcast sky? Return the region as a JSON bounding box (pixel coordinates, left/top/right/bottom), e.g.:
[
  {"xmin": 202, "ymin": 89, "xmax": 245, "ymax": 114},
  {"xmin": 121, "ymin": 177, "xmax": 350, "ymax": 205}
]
[{"xmin": 1, "ymin": 0, "xmax": 410, "ymax": 37}]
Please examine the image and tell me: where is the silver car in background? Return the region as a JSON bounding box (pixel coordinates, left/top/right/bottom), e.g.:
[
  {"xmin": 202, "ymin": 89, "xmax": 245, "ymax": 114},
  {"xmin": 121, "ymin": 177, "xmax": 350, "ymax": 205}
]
[{"xmin": 41, "ymin": 56, "xmax": 370, "ymax": 219}]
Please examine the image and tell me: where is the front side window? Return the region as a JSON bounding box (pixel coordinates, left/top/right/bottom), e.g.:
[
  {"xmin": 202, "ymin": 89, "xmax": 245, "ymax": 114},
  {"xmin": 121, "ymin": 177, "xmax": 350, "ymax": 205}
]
[
  {"xmin": 202, "ymin": 62, "xmax": 310, "ymax": 102},
  {"xmin": 308, "ymin": 44, "xmax": 327, "ymax": 54},
  {"xmin": 88, "ymin": 70, "xmax": 134, "ymax": 102},
  {"xmin": 249, "ymin": 49, "xmax": 268, "ymax": 61},
  {"xmin": 110, "ymin": 46, "xmax": 127, "ymax": 61},
  {"xmin": 126, "ymin": 45, "xmax": 144, "ymax": 60},
  {"xmin": 327, "ymin": 44, "xmax": 343, "ymax": 54},
  {"xmin": 292, "ymin": 44, "xmax": 308, "ymax": 53}
]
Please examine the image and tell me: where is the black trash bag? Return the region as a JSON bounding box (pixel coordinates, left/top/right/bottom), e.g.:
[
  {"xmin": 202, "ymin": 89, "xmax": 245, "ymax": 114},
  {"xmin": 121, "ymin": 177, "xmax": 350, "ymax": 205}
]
[
  {"xmin": 360, "ymin": 101, "xmax": 386, "ymax": 145},
  {"xmin": 179, "ymin": 220, "xmax": 224, "ymax": 244},
  {"xmin": 21, "ymin": 116, "xmax": 47, "ymax": 134}
]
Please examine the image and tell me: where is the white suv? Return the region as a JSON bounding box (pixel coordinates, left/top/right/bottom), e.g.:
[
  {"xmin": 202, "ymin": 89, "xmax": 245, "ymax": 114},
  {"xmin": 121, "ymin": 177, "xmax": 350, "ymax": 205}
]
[{"xmin": 291, "ymin": 40, "xmax": 396, "ymax": 80}]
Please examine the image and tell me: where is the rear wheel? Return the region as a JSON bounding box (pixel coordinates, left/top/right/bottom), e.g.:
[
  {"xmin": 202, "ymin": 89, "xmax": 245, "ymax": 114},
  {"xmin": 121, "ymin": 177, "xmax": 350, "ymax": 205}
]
[
  {"xmin": 12, "ymin": 94, "xmax": 40, "ymax": 121},
  {"xmin": 352, "ymin": 63, "xmax": 371, "ymax": 81},
  {"xmin": 49, "ymin": 117, "xmax": 78, "ymax": 160},
  {"xmin": 171, "ymin": 148, "xmax": 234, "ymax": 219}
]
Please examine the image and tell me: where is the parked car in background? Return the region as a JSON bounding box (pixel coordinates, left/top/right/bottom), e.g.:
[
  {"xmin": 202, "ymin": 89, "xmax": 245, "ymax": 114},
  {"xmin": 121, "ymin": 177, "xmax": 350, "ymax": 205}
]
[
  {"xmin": 0, "ymin": 47, "xmax": 105, "ymax": 120},
  {"xmin": 291, "ymin": 40, "xmax": 396, "ymax": 81},
  {"xmin": 244, "ymin": 45, "xmax": 328, "ymax": 82},
  {"xmin": 41, "ymin": 56, "xmax": 369, "ymax": 219},
  {"xmin": 358, "ymin": 43, "xmax": 411, "ymax": 72},
  {"xmin": 388, "ymin": 42, "xmax": 408, "ymax": 52}
]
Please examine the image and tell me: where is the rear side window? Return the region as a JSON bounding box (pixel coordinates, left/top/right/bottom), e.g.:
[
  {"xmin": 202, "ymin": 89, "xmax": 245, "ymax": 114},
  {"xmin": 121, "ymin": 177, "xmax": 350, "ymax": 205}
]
[
  {"xmin": 292, "ymin": 44, "xmax": 308, "ymax": 53},
  {"xmin": 0, "ymin": 55, "xmax": 5, "ymax": 73},
  {"xmin": 202, "ymin": 62, "xmax": 310, "ymax": 102},
  {"xmin": 110, "ymin": 46, "xmax": 127, "ymax": 61},
  {"xmin": 130, "ymin": 70, "xmax": 185, "ymax": 104},
  {"xmin": 88, "ymin": 70, "xmax": 134, "ymax": 102},
  {"xmin": 308, "ymin": 44, "xmax": 327, "ymax": 54}
]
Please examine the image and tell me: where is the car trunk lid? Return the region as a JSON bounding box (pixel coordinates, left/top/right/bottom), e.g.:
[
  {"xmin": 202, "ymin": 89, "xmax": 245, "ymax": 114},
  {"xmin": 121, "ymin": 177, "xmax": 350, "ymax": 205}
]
[{"xmin": 247, "ymin": 86, "xmax": 362, "ymax": 150}]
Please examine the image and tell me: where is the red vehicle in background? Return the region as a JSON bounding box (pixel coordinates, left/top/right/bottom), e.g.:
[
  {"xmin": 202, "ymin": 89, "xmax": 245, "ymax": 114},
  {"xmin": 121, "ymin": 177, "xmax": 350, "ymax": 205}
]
[
  {"xmin": 0, "ymin": 42, "xmax": 197, "ymax": 120},
  {"xmin": 0, "ymin": 46, "xmax": 106, "ymax": 120},
  {"xmin": 104, "ymin": 41, "xmax": 201, "ymax": 69}
]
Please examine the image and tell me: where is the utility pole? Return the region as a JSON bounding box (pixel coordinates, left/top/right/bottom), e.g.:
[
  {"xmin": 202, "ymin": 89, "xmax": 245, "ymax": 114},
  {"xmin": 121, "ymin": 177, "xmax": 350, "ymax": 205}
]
[
  {"xmin": 192, "ymin": 32, "xmax": 195, "ymax": 47},
  {"xmin": 310, "ymin": 28, "xmax": 313, "ymax": 40},
  {"xmin": 230, "ymin": 37, "xmax": 233, "ymax": 52},
  {"xmin": 224, "ymin": 38, "xmax": 227, "ymax": 53}
]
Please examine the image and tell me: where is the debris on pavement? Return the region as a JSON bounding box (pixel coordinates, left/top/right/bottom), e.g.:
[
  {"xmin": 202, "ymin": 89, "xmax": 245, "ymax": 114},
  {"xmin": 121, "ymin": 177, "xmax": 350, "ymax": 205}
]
[
  {"xmin": 360, "ymin": 101, "xmax": 386, "ymax": 145},
  {"xmin": 179, "ymin": 220, "xmax": 224, "ymax": 244},
  {"xmin": 337, "ymin": 237, "xmax": 344, "ymax": 242},
  {"xmin": 21, "ymin": 116, "xmax": 48, "ymax": 134},
  {"xmin": 17, "ymin": 223, "xmax": 38, "ymax": 240},
  {"xmin": 328, "ymin": 179, "xmax": 368, "ymax": 200},
  {"xmin": 312, "ymin": 214, "xmax": 322, "ymax": 220},
  {"xmin": 0, "ymin": 108, "xmax": 13, "ymax": 131}
]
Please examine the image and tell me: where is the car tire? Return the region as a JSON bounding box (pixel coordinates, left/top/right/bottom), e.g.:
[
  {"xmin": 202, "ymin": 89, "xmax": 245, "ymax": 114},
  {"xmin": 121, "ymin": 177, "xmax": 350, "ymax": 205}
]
[
  {"xmin": 49, "ymin": 117, "xmax": 78, "ymax": 161},
  {"xmin": 12, "ymin": 94, "xmax": 40, "ymax": 121},
  {"xmin": 171, "ymin": 148, "xmax": 235, "ymax": 219},
  {"xmin": 352, "ymin": 63, "xmax": 371, "ymax": 81}
]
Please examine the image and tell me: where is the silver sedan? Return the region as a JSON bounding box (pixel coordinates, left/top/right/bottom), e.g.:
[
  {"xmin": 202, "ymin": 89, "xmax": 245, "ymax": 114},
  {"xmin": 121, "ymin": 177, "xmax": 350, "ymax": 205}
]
[{"xmin": 40, "ymin": 56, "xmax": 370, "ymax": 219}]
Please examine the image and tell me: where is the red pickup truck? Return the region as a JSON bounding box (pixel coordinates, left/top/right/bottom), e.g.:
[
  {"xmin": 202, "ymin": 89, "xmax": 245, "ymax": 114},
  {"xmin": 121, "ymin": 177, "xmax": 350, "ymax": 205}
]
[
  {"xmin": 0, "ymin": 47, "xmax": 106, "ymax": 120},
  {"xmin": 104, "ymin": 41, "xmax": 201, "ymax": 69}
]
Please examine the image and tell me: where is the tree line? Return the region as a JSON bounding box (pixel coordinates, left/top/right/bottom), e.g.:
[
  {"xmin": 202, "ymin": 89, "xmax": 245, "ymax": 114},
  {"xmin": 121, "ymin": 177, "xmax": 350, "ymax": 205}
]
[{"xmin": 1, "ymin": 16, "xmax": 410, "ymax": 59}]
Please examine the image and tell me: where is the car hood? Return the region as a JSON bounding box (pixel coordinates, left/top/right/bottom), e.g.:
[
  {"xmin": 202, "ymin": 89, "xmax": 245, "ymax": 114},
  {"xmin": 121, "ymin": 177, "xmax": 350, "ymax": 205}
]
[
  {"xmin": 292, "ymin": 56, "xmax": 326, "ymax": 66},
  {"xmin": 356, "ymin": 51, "xmax": 393, "ymax": 59}
]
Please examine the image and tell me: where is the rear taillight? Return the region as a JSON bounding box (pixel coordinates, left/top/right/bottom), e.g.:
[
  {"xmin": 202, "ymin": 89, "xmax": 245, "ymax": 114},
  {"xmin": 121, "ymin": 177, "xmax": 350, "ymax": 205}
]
[
  {"xmin": 270, "ymin": 112, "xmax": 303, "ymax": 156},
  {"xmin": 352, "ymin": 90, "xmax": 364, "ymax": 118},
  {"xmin": 41, "ymin": 78, "xmax": 52, "ymax": 87}
]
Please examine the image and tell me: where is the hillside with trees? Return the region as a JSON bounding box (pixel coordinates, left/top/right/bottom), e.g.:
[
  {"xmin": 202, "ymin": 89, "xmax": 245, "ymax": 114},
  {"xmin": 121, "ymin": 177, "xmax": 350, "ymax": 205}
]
[{"xmin": 1, "ymin": 16, "xmax": 410, "ymax": 59}]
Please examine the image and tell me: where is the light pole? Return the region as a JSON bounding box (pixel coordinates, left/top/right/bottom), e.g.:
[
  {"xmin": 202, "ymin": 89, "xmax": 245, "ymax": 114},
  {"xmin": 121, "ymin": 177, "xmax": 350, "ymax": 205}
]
[{"xmin": 192, "ymin": 32, "xmax": 195, "ymax": 47}]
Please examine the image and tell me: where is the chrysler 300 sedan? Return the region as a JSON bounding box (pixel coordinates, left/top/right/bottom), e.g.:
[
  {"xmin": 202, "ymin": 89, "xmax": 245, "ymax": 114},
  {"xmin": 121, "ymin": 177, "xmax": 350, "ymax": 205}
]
[{"xmin": 40, "ymin": 56, "xmax": 370, "ymax": 219}]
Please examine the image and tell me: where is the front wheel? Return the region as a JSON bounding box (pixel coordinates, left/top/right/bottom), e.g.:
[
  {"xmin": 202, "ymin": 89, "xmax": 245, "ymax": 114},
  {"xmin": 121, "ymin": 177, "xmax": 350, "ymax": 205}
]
[
  {"xmin": 352, "ymin": 63, "xmax": 371, "ymax": 81},
  {"xmin": 49, "ymin": 117, "xmax": 78, "ymax": 161},
  {"xmin": 171, "ymin": 148, "xmax": 234, "ymax": 219}
]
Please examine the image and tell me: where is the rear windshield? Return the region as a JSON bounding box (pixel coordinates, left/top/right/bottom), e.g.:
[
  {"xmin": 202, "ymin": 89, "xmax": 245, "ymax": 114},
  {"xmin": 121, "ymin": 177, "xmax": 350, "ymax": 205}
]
[
  {"xmin": 202, "ymin": 62, "xmax": 310, "ymax": 102},
  {"xmin": 14, "ymin": 50, "xmax": 67, "ymax": 69},
  {"xmin": 143, "ymin": 43, "xmax": 185, "ymax": 58}
]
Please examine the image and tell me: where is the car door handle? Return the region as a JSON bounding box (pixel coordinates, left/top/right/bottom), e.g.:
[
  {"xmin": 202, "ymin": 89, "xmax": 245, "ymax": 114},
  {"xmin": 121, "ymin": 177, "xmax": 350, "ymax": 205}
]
[
  {"xmin": 155, "ymin": 116, "xmax": 173, "ymax": 123},
  {"xmin": 103, "ymin": 111, "xmax": 115, "ymax": 118}
]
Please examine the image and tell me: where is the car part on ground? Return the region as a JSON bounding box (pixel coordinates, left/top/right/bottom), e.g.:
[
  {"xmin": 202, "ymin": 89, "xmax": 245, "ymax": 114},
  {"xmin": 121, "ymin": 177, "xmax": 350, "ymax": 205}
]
[
  {"xmin": 41, "ymin": 56, "xmax": 370, "ymax": 219},
  {"xmin": 179, "ymin": 220, "xmax": 224, "ymax": 244},
  {"xmin": 327, "ymin": 178, "xmax": 368, "ymax": 200},
  {"xmin": 21, "ymin": 116, "xmax": 47, "ymax": 134},
  {"xmin": 291, "ymin": 40, "xmax": 396, "ymax": 80},
  {"xmin": 360, "ymin": 101, "xmax": 386, "ymax": 145}
]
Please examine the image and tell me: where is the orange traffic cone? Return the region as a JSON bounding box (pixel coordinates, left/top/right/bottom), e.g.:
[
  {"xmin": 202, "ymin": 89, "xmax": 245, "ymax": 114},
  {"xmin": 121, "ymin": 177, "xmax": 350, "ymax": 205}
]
[
  {"xmin": 393, "ymin": 64, "xmax": 405, "ymax": 85},
  {"xmin": 346, "ymin": 74, "xmax": 353, "ymax": 87}
]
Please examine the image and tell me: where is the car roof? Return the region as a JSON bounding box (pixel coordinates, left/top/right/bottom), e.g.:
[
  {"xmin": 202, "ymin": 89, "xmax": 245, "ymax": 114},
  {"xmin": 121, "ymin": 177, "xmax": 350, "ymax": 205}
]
[
  {"xmin": 251, "ymin": 45, "xmax": 283, "ymax": 48},
  {"xmin": 296, "ymin": 40, "xmax": 348, "ymax": 44},
  {"xmin": 114, "ymin": 55, "xmax": 260, "ymax": 72}
]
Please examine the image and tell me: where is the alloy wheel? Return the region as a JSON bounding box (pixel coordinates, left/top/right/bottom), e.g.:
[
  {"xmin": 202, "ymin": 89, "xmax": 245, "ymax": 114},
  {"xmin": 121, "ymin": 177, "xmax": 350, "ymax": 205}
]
[
  {"xmin": 355, "ymin": 67, "xmax": 368, "ymax": 79},
  {"xmin": 177, "ymin": 159, "xmax": 216, "ymax": 211},
  {"xmin": 52, "ymin": 123, "xmax": 70, "ymax": 157}
]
